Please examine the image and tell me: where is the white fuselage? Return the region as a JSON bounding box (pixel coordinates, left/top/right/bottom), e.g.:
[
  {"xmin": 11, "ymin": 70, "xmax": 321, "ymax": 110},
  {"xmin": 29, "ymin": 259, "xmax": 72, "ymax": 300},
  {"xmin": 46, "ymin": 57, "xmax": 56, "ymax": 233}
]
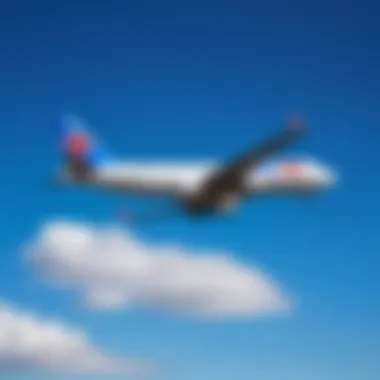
[{"xmin": 60, "ymin": 158, "xmax": 336, "ymax": 203}]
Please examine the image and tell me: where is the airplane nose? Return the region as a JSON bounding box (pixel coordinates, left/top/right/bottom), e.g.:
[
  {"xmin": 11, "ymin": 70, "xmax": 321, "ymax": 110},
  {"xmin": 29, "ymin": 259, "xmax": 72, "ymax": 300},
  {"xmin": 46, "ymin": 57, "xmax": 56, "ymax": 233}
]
[{"xmin": 321, "ymin": 167, "xmax": 337, "ymax": 187}]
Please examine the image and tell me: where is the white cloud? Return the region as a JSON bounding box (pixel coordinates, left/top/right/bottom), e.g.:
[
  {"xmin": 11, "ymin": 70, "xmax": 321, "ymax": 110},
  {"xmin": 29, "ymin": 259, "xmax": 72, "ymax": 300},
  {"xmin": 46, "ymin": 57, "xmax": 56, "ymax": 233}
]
[
  {"xmin": 24, "ymin": 221, "xmax": 291, "ymax": 318},
  {"xmin": 0, "ymin": 301, "xmax": 151, "ymax": 375}
]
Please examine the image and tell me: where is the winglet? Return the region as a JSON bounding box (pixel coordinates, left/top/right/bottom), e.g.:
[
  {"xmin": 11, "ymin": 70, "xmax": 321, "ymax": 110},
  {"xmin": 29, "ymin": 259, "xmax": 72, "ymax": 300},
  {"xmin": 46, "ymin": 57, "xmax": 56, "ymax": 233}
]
[{"xmin": 287, "ymin": 115, "xmax": 306, "ymax": 132}]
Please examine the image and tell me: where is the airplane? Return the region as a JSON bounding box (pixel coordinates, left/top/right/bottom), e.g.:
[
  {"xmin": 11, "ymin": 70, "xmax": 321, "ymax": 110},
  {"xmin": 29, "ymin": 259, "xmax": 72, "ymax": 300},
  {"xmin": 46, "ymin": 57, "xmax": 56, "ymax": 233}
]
[{"xmin": 52, "ymin": 115, "xmax": 337, "ymax": 224}]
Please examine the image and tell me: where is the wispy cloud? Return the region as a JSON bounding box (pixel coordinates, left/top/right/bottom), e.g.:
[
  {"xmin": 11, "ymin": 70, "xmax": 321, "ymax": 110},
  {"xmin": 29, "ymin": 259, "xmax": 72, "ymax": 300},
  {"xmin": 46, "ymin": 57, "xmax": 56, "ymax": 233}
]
[
  {"xmin": 0, "ymin": 301, "xmax": 152, "ymax": 375},
  {"xmin": 24, "ymin": 220, "xmax": 291, "ymax": 318}
]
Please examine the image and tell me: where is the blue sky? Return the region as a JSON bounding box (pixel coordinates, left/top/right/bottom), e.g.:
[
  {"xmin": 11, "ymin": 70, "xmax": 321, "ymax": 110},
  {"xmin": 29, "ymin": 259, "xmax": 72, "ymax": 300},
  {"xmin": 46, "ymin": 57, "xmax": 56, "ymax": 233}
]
[{"xmin": 0, "ymin": 0, "xmax": 379, "ymax": 379}]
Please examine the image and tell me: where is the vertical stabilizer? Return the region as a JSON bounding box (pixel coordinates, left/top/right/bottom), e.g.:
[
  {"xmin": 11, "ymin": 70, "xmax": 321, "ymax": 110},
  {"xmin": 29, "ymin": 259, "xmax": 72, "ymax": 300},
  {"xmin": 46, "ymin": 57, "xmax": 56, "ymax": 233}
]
[{"xmin": 60, "ymin": 115, "xmax": 107, "ymax": 178}]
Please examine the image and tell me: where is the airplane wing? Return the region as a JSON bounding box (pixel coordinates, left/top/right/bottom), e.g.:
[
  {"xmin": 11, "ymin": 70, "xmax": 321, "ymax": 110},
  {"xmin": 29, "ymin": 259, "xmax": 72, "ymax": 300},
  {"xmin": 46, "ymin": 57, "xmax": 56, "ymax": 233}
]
[
  {"xmin": 196, "ymin": 118, "xmax": 305, "ymax": 197},
  {"xmin": 56, "ymin": 115, "xmax": 304, "ymax": 201}
]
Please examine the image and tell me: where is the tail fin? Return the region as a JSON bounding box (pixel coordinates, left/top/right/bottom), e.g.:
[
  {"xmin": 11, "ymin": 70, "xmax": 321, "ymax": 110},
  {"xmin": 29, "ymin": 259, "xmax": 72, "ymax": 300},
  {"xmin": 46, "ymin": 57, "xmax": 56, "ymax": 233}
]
[{"xmin": 60, "ymin": 115, "xmax": 107, "ymax": 178}]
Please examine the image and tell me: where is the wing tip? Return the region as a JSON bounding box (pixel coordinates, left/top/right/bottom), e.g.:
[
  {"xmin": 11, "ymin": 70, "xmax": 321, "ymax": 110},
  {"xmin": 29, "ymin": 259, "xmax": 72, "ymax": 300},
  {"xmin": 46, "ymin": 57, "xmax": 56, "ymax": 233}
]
[{"xmin": 287, "ymin": 115, "xmax": 306, "ymax": 133}]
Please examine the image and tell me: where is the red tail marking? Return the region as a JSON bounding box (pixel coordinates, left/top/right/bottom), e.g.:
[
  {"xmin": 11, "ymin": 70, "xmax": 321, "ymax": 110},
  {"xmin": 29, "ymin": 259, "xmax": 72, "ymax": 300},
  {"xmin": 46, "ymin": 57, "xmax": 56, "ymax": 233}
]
[{"xmin": 67, "ymin": 133, "xmax": 89, "ymax": 157}]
